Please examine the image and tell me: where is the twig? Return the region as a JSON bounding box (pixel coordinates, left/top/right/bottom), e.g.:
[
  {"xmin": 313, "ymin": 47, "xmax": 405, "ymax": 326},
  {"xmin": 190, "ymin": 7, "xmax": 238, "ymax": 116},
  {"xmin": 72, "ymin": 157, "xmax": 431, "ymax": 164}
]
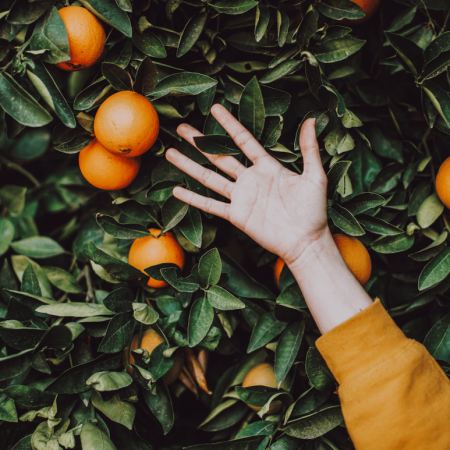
[
  {"xmin": 421, "ymin": 128, "xmax": 436, "ymax": 189},
  {"xmin": 84, "ymin": 265, "xmax": 95, "ymax": 302},
  {"xmin": 420, "ymin": 0, "xmax": 436, "ymax": 34},
  {"xmin": 0, "ymin": 156, "xmax": 40, "ymax": 188},
  {"xmin": 439, "ymin": 10, "xmax": 450, "ymax": 35}
]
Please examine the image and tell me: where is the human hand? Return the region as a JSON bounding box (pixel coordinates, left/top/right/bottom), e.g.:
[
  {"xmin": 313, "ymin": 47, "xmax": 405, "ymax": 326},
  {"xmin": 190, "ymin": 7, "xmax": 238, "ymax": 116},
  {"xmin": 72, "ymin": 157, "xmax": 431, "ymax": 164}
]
[{"xmin": 165, "ymin": 104, "xmax": 328, "ymax": 266}]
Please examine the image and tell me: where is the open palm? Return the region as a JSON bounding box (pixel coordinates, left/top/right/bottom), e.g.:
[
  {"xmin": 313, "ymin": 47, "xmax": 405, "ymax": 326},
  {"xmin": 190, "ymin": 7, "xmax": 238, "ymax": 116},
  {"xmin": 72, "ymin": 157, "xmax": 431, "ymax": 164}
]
[{"xmin": 166, "ymin": 104, "xmax": 328, "ymax": 266}]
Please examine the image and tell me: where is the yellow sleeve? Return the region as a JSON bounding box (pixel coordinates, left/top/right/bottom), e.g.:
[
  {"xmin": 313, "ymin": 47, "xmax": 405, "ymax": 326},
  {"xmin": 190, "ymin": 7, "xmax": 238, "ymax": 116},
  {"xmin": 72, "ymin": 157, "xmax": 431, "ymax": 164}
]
[{"xmin": 316, "ymin": 299, "xmax": 450, "ymax": 450}]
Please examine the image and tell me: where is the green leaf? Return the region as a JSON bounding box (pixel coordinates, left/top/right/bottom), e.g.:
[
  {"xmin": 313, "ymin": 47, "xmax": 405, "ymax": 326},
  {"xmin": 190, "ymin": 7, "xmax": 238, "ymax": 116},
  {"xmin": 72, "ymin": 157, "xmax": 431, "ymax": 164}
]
[
  {"xmin": 80, "ymin": 422, "xmax": 117, "ymax": 450},
  {"xmin": 0, "ymin": 217, "xmax": 14, "ymax": 256},
  {"xmin": 0, "ymin": 349, "xmax": 34, "ymax": 382},
  {"xmin": 255, "ymin": 3, "xmax": 270, "ymax": 43},
  {"xmin": 277, "ymin": 10, "xmax": 289, "ymax": 47},
  {"xmin": 213, "ymin": 0, "xmax": 258, "ymax": 15},
  {"xmin": 79, "ymin": 0, "xmax": 132, "ymax": 37},
  {"xmin": 98, "ymin": 313, "xmax": 134, "ymax": 353},
  {"xmin": 384, "ymin": 32, "xmax": 424, "ymax": 76},
  {"xmin": 177, "ymin": 12, "xmax": 207, "ymax": 57},
  {"xmin": 102, "ymin": 62, "xmax": 133, "ymax": 91},
  {"xmin": 260, "ymin": 60, "xmax": 303, "ymax": 84},
  {"xmin": 275, "ymin": 320, "xmax": 304, "ymax": 388},
  {"xmin": 409, "ymin": 231, "xmax": 448, "ymax": 262},
  {"xmin": 423, "ymin": 313, "xmax": 450, "ymax": 363},
  {"xmin": 387, "ymin": 6, "xmax": 417, "ymax": 32},
  {"xmin": 315, "ymin": 37, "xmax": 366, "ymax": 63},
  {"xmin": 92, "ymin": 390, "xmax": 136, "ymax": 430},
  {"xmin": 104, "ymin": 38, "xmax": 133, "ymax": 69},
  {"xmin": 162, "ymin": 196, "xmax": 189, "ymax": 232},
  {"xmin": 238, "ymin": 76, "xmax": 265, "ymax": 140},
  {"xmin": 46, "ymin": 353, "xmax": 123, "ymax": 393},
  {"xmin": 327, "ymin": 161, "xmax": 352, "ymax": 198},
  {"xmin": 235, "ymin": 420, "xmax": 277, "ymax": 439},
  {"xmin": 328, "ymin": 204, "xmax": 365, "ymax": 236},
  {"xmin": 371, "ymin": 233, "xmax": 415, "ymax": 254},
  {"xmin": 0, "ymin": 73, "xmax": 52, "ymax": 127},
  {"xmin": 74, "ymin": 78, "xmax": 113, "ymax": 111},
  {"xmin": 418, "ymin": 248, "xmax": 450, "ymax": 291},
  {"xmin": 151, "ymin": 73, "xmax": 217, "ymax": 99},
  {"xmin": 36, "ymin": 303, "xmax": 113, "ymax": 317},
  {"xmin": 161, "ymin": 267, "xmax": 200, "ymax": 292},
  {"xmin": 133, "ymin": 302, "xmax": 159, "ymax": 324},
  {"xmin": 199, "ymin": 248, "xmax": 222, "ymax": 287},
  {"xmin": 358, "ymin": 215, "xmax": 403, "ymax": 236},
  {"xmin": 83, "ymin": 241, "xmax": 143, "ymax": 281},
  {"xmin": 29, "ymin": 6, "xmax": 70, "ymax": 64},
  {"xmin": 179, "ymin": 206, "xmax": 203, "ymax": 248},
  {"xmin": 134, "ymin": 56, "xmax": 159, "ymax": 96},
  {"xmin": 27, "ymin": 62, "xmax": 76, "ymax": 128},
  {"xmin": 288, "ymin": 387, "xmax": 330, "ymax": 419},
  {"xmin": 344, "ymin": 193, "xmax": 385, "ymax": 215},
  {"xmin": 0, "ymin": 396, "xmax": 18, "ymax": 422},
  {"xmin": 96, "ymin": 214, "xmax": 151, "ymax": 239},
  {"xmin": 11, "ymin": 236, "xmax": 64, "ymax": 259},
  {"xmin": 194, "ymin": 135, "xmax": 241, "ymax": 155},
  {"xmin": 132, "ymin": 32, "xmax": 167, "ymax": 58},
  {"xmin": 141, "ymin": 382, "xmax": 174, "ymax": 434},
  {"xmin": 207, "ymin": 285, "xmax": 245, "ymax": 310},
  {"xmin": 297, "ymin": 8, "xmax": 319, "ymax": 48},
  {"xmin": 305, "ymin": 347, "xmax": 334, "ymax": 391},
  {"xmin": 370, "ymin": 163, "xmax": 403, "ymax": 194},
  {"xmin": 103, "ymin": 287, "xmax": 134, "ymax": 312},
  {"xmin": 42, "ymin": 267, "xmax": 84, "ymax": 294},
  {"xmin": 0, "ymin": 185, "xmax": 26, "ymax": 217},
  {"xmin": 86, "ymin": 371, "xmax": 133, "ymax": 391},
  {"xmin": 341, "ymin": 109, "xmax": 363, "ymax": 128},
  {"xmin": 198, "ymin": 83, "xmax": 217, "ymax": 115},
  {"xmin": 316, "ymin": 0, "xmax": 365, "ymax": 20},
  {"xmin": 188, "ymin": 296, "xmax": 214, "ymax": 347},
  {"xmin": 248, "ymin": 311, "xmax": 287, "ymax": 353},
  {"xmin": 284, "ymin": 406, "xmax": 342, "ymax": 439},
  {"xmin": 417, "ymin": 193, "xmax": 444, "ymax": 228}
]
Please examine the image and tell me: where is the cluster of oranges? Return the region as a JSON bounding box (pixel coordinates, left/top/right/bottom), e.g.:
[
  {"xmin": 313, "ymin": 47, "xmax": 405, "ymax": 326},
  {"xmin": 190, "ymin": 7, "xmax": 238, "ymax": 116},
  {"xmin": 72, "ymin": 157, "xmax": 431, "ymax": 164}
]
[{"xmin": 55, "ymin": 6, "xmax": 160, "ymax": 191}]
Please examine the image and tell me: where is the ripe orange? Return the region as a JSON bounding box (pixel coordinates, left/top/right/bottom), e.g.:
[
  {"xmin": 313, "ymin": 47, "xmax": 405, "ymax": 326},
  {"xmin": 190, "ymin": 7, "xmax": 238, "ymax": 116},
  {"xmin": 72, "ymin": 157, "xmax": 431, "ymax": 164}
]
[
  {"xmin": 347, "ymin": 0, "xmax": 380, "ymax": 23},
  {"xmin": 437, "ymin": 157, "xmax": 450, "ymax": 209},
  {"xmin": 78, "ymin": 139, "xmax": 141, "ymax": 190},
  {"xmin": 274, "ymin": 257, "xmax": 285, "ymax": 291},
  {"xmin": 274, "ymin": 234, "xmax": 372, "ymax": 289},
  {"xmin": 94, "ymin": 91, "xmax": 159, "ymax": 158},
  {"xmin": 56, "ymin": 6, "xmax": 106, "ymax": 71},
  {"xmin": 332, "ymin": 234, "xmax": 372, "ymax": 286},
  {"xmin": 128, "ymin": 229, "xmax": 185, "ymax": 288},
  {"xmin": 124, "ymin": 329, "xmax": 183, "ymax": 385},
  {"xmin": 242, "ymin": 363, "xmax": 290, "ymax": 414}
]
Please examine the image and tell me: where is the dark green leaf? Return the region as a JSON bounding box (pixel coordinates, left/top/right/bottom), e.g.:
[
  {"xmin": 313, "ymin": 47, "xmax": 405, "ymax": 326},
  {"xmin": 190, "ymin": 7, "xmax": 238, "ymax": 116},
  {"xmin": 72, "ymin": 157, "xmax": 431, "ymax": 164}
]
[
  {"xmin": 344, "ymin": 193, "xmax": 385, "ymax": 215},
  {"xmin": 275, "ymin": 320, "xmax": 304, "ymax": 388},
  {"xmin": 238, "ymin": 76, "xmax": 265, "ymax": 140},
  {"xmin": 316, "ymin": 0, "xmax": 365, "ymax": 20},
  {"xmin": 418, "ymin": 248, "xmax": 450, "ymax": 291},
  {"xmin": 247, "ymin": 311, "xmax": 287, "ymax": 353},
  {"xmin": 194, "ymin": 135, "xmax": 241, "ymax": 155},
  {"xmin": 0, "ymin": 73, "xmax": 52, "ymax": 127},
  {"xmin": 328, "ymin": 204, "xmax": 365, "ymax": 236},
  {"xmin": 199, "ymin": 248, "xmax": 222, "ymax": 287},
  {"xmin": 102, "ymin": 63, "xmax": 132, "ymax": 91},
  {"xmin": 315, "ymin": 37, "xmax": 366, "ymax": 63},
  {"xmin": 103, "ymin": 287, "xmax": 134, "ymax": 312},
  {"xmin": 142, "ymin": 381, "xmax": 174, "ymax": 434},
  {"xmin": 179, "ymin": 206, "xmax": 203, "ymax": 248},
  {"xmin": 213, "ymin": 0, "xmax": 258, "ymax": 15},
  {"xmin": 371, "ymin": 233, "xmax": 415, "ymax": 254},
  {"xmin": 188, "ymin": 296, "xmax": 214, "ymax": 347},
  {"xmin": 162, "ymin": 196, "xmax": 189, "ymax": 231},
  {"xmin": 151, "ymin": 73, "xmax": 217, "ymax": 99},
  {"xmin": 385, "ymin": 32, "xmax": 424, "ymax": 75},
  {"xmin": 96, "ymin": 214, "xmax": 151, "ymax": 239},
  {"xmin": 132, "ymin": 32, "xmax": 167, "ymax": 58},
  {"xmin": 207, "ymin": 285, "xmax": 245, "ymax": 310},
  {"xmin": 423, "ymin": 313, "xmax": 450, "ymax": 363},
  {"xmin": 358, "ymin": 215, "xmax": 403, "ymax": 236},
  {"xmin": 177, "ymin": 12, "xmax": 207, "ymax": 57},
  {"xmin": 98, "ymin": 313, "xmax": 134, "ymax": 353},
  {"xmin": 327, "ymin": 161, "xmax": 351, "ymax": 198}
]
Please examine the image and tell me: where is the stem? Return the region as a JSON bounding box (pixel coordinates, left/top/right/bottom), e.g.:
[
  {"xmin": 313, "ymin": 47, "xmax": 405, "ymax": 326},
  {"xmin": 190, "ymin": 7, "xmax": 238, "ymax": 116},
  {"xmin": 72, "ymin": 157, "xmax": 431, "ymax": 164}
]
[
  {"xmin": 439, "ymin": 10, "xmax": 450, "ymax": 35},
  {"xmin": 421, "ymin": 0, "xmax": 436, "ymax": 34},
  {"xmin": 84, "ymin": 265, "xmax": 95, "ymax": 302},
  {"xmin": 0, "ymin": 156, "xmax": 40, "ymax": 187},
  {"xmin": 291, "ymin": 162, "xmax": 302, "ymax": 174}
]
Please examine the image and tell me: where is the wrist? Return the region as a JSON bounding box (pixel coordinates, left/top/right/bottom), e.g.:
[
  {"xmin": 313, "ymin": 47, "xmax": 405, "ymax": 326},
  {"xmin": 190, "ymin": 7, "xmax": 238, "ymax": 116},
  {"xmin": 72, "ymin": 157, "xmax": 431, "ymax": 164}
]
[{"xmin": 285, "ymin": 227, "xmax": 336, "ymax": 272}]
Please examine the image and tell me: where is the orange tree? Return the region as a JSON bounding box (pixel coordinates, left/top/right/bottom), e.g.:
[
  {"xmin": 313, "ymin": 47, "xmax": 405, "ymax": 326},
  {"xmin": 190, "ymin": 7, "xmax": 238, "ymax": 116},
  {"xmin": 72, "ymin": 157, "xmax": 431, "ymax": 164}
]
[{"xmin": 1, "ymin": 0, "xmax": 450, "ymax": 449}]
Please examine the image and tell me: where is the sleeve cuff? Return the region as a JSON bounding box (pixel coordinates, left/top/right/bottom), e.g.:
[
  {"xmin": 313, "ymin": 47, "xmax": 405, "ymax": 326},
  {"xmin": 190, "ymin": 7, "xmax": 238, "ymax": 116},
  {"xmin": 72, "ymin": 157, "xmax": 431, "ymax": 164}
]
[{"xmin": 316, "ymin": 299, "xmax": 410, "ymax": 385}]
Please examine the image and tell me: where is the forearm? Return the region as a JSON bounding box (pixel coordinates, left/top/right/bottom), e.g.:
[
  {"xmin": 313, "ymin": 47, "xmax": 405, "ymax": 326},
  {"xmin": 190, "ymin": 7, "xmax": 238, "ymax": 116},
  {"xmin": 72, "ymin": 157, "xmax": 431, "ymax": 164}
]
[{"xmin": 287, "ymin": 227, "xmax": 373, "ymax": 334}]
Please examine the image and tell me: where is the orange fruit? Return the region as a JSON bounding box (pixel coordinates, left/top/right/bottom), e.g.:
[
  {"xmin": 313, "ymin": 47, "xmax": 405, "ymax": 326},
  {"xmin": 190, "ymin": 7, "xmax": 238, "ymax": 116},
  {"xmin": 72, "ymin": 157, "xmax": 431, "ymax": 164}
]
[
  {"xmin": 347, "ymin": 0, "xmax": 380, "ymax": 23},
  {"xmin": 242, "ymin": 363, "xmax": 290, "ymax": 414},
  {"xmin": 437, "ymin": 157, "xmax": 450, "ymax": 209},
  {"xmin": 124, "ymin": 329, "xmax": 183, "ymax": 385},
  {"xmin": 274, "ymin": 257, "xmax": 285, "ymax": 290},
  {"xmin": 274, "ymin": 234, "xmax": 372, "ymax": 289},
  {"xmin": 78, "ymin": 139, "xmax": 141, "ymax": 190},
  {"xmin": 128, "ymin": 229, "xmax": 185, "ymax": 288},
  {"xmin": 94, "ymin": 91, "xmax": 159, "ymax": 158},
  {"xmin": 56, "ymin": 6, "xmax": 106, "ymax": 71},
  {"xmin": 332, "ymin": 234, "xmax": 372, "ymax": 286}
]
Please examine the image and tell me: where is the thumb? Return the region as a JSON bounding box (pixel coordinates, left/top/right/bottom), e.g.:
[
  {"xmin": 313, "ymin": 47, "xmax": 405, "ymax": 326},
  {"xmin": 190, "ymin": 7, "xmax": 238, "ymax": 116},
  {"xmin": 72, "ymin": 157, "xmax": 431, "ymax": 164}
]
[{"xmin": 299, "ymin": 118, "xmax": 324, "ymax": 178}]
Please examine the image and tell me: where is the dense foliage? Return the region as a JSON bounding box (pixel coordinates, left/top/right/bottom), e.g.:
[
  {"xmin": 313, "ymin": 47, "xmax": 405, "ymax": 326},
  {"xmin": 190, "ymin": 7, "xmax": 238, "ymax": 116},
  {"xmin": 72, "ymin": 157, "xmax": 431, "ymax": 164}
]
[{"xmin": 2, "ymin": 0, "xmax": 450, "ymax": 449}]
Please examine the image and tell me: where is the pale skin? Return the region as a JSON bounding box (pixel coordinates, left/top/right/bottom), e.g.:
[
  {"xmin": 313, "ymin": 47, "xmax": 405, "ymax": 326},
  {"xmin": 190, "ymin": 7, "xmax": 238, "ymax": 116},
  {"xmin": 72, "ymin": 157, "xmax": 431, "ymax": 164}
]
[{"xmin": 166, "ymin": 104, "xmax": 373, "ymax": 334}]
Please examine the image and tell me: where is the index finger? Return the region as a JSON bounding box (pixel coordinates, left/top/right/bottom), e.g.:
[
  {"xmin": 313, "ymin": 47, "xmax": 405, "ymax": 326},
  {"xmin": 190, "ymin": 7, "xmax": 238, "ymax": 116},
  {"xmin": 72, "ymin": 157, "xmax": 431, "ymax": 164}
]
[{"xmin": 211, "ymin": 104, "xmax": 268, "ymax": 163}]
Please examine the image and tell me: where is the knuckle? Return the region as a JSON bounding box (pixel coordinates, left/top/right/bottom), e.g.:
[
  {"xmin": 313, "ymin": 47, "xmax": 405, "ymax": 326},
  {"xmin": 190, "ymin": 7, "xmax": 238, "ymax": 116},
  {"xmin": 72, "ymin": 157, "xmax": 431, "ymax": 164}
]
[{"xmin": 234, "ymin": 130, "xmax": 253, "ymax": 147}]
